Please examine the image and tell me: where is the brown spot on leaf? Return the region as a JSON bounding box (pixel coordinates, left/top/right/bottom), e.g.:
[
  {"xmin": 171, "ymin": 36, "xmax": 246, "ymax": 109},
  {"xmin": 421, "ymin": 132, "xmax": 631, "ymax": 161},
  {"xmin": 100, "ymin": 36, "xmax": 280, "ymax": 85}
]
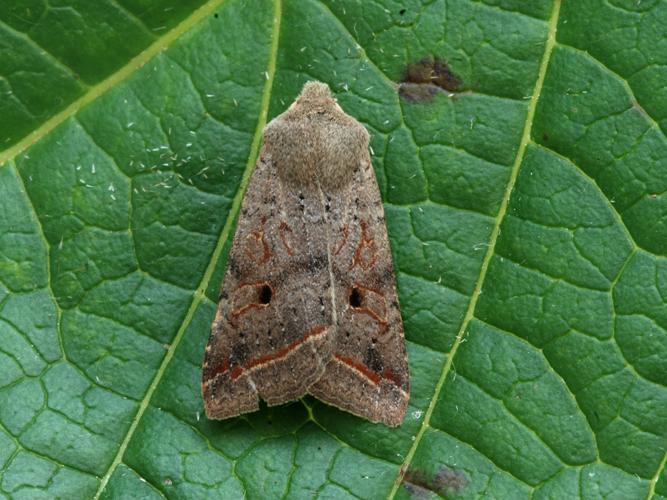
[
  {"xmin": 398, "ymin": 83, "xmax": 441, "ymax": 103},
  {"xmin": 403, "ymin": 466, "xmax": 468, "ymax": 498},
  {"xmin": 399, "ymin": 56, "xmax": 462, "ymax": 103},
  {"xmin": 403, "ymin": 481, "xmax": 430, "ymax": 500}
]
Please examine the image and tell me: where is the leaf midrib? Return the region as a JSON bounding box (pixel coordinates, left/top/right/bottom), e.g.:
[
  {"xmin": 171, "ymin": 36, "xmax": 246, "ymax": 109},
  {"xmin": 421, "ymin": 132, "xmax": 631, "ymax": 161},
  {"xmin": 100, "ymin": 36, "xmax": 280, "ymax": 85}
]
[
  {"xmin": 387, "ymin": 1, "xmax": 563, "ymax": 497},
  {"xmin": 91, "ymin": 0, "xmax": 283, "ymax": 496}
]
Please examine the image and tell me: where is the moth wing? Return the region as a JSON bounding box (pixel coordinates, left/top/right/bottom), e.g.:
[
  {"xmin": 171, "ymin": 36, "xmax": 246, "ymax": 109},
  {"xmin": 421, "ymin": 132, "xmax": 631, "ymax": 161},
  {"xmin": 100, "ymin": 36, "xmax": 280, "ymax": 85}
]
[
  {"xmin": 202, "ymin": 152, "xmax": 335, "ymax": 420},
  {"xmin": 309, "ymin": 151, "xmax": 410, "ymax": 427}
]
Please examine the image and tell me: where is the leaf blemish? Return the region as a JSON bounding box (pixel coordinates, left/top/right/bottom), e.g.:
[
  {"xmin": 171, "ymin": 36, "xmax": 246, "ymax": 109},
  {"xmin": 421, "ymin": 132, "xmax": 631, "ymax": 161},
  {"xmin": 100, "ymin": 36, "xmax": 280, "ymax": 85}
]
[
  {"xmin": 398, "ymin": 56, "xmax": 462, "ymax": 103},
  {"xmin": 403, "ymin": 466, "xmax": 468, "ymax": 498}
]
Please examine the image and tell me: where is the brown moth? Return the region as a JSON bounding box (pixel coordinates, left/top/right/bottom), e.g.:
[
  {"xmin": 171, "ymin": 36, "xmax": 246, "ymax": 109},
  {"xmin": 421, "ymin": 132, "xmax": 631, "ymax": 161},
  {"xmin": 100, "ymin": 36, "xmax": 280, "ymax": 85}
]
[{"xmin": 202, "ymin": 81, "xmax": 409, "ymax": 426}]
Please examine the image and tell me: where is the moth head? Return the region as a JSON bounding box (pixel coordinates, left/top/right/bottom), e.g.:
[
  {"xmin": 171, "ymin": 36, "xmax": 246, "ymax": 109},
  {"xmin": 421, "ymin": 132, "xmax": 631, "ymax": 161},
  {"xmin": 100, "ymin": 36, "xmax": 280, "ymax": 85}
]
[
  {"xmin": 296, "ymin": 81, "xmax": 336, "ymax": 107},
  {"xmin": 287, "ymin": 81, "xmax": 348, "ymax": 123}
]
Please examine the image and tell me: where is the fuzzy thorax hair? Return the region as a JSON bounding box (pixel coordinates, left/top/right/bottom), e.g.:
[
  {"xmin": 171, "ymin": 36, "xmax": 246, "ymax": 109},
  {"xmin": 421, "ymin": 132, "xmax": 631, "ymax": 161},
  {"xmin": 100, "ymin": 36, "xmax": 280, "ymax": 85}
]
[{"xmin": 262, "ymin": 82, "xmax": 370, "ymax": 191}]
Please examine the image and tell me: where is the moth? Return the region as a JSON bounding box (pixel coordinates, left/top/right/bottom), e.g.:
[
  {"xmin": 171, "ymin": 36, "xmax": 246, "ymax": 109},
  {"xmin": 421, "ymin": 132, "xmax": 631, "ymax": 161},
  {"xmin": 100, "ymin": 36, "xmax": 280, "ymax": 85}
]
[{"xmin": 202, "ymin": 82, "xmax": 409, "ymax": 426}]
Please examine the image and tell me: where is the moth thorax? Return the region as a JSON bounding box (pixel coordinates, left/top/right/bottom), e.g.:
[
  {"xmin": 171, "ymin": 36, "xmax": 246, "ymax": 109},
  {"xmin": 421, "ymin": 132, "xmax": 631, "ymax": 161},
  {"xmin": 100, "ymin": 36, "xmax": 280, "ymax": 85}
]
[
  {"xmin": 280, "ymin": 140, "xmax": 359, "ymax": 190},
  {"xmin": 264, "ymin": 110, "xmax": 369, "ymax": 191}
]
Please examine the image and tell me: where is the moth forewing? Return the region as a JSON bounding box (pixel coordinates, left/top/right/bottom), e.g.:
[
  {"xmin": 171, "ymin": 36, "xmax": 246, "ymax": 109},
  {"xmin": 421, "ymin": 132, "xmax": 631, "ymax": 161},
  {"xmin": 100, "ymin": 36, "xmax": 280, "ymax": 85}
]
[{"xmin": 202, "ymin": 81, "xmax": 409, "ymax": 426}]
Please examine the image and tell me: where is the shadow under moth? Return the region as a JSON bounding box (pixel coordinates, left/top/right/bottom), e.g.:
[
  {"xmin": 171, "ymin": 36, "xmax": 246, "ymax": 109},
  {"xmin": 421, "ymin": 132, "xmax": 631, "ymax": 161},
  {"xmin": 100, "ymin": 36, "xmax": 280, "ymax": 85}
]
[{"xmin": 202, "ymin": 82, "xmax": 409, "ymax": 427}]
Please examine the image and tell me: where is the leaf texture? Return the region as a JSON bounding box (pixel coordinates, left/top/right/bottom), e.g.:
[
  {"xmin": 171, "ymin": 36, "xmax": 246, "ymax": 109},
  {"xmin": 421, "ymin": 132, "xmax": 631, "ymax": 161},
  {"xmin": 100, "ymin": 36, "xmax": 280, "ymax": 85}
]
[{"xmin": 0, "ymin": 0, "xmax": 666, "ymax": 498}]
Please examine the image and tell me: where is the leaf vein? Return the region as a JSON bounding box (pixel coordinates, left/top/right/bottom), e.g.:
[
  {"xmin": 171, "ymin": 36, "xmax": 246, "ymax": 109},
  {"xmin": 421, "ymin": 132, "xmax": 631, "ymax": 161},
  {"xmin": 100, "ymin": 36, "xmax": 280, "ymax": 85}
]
[
  {"xmin": 91, "ymin": 0, "xmax": 283, "ymax": 495},
  {"xmin": 556, "ymin": 41, "xmax": 667, "ymax": 140},
  {"xmin": 388, "ymin": 1, "xmax": 563, "ymax": 496}
]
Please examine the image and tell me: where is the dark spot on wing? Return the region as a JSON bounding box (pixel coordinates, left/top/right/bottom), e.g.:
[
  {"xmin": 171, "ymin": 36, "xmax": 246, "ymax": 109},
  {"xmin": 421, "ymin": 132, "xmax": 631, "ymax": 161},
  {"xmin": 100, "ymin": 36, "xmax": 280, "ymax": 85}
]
[
  {"xmin": 381, "ymin": 266, "xmax": 396, "ymax": 284},
  {"xmin": 365, "ymin": 345, "xmax": 384, "ymax": 373},
  {"xmin": 229, "ymin": 343, "xmax": 249, "ymax": 366},
  {"xmin": 308, "ymin": 254, "xmax": 328, "ymax": 272},
  {"xmin": 273, "ymin": 255, "xmax": 328, "ymax": 283},
  {"xmin": 258, "ymin": 284, "xmax": 272, "ymax": 304},
  {"xmin": 349, "ymin": 286, "xmax": 363, "ymax": 308},
  {"xmin": 228, "ymin": 257, "xmax": 243, "ymax": 279}
]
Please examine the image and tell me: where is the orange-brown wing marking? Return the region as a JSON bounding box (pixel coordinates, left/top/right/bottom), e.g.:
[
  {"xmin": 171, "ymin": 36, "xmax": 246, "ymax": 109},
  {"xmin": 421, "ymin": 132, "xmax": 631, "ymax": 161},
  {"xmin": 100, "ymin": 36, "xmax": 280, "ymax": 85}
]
[
  {"xmin": 279, "ymin": 221, "xmax": 294, "ymax": 255},
  {"xmin": 230, "ymin": 281, "xmax": 274, "ymax": 325},
  {"xmin": 333, "ymin": 354, "xmax": 382, "ymax": 385},
  {"xmin": 347, "ymin": 284, "xmax": 389, "ymax": 335},
  {"xmin": 333, "ymin": 225, "xmax": 349, "ymax": 256},
  {"xmin": 329, "ymin": 354, "xmax": 406, "ymax": 389},
  {"xmin": 350, "ymin": 220, "xmax": 378, "ymax": 270},
  {"xmin": 229, "ymin": 325, "xmax": 328, "ymax": 381},
  {"xmin": 245, "ymin": 228, "xmax": 273, "ymax": 263}
]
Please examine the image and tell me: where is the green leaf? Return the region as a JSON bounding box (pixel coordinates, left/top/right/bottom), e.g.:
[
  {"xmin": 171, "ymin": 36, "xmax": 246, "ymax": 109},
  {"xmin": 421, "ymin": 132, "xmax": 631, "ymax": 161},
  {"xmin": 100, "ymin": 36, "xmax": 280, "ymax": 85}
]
[{"xmin": 1, "ymin": 0, "xmax": 666, "ymax": 498}]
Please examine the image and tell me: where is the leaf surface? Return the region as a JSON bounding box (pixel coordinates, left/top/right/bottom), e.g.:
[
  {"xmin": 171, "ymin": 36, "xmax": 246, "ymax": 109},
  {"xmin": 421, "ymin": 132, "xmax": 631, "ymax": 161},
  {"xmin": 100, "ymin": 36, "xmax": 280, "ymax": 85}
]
[{"xmin": 1, "ymin": 0, "xmax": 666, "ymax": 498}]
